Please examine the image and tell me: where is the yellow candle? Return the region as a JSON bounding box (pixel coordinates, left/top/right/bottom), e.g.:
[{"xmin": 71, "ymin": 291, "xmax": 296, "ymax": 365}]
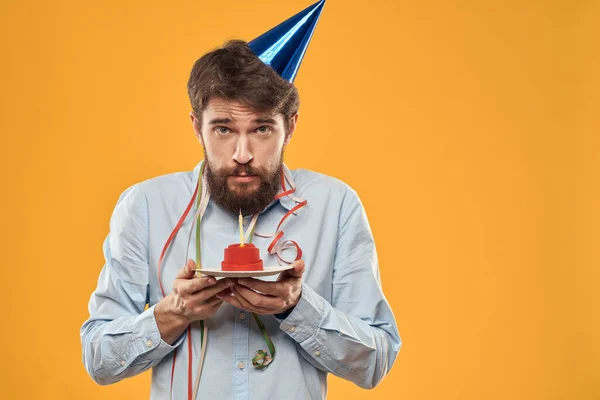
[{"xmin": 239, "ymin": 210, "xmax": 244, "ymax": 247}]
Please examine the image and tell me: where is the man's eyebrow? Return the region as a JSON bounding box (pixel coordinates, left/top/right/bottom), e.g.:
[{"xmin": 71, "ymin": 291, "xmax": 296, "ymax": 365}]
[
  {"xmin": 208, "ymin": 118, "xmax": 233, "ymax": 125},
  {"xmin": 254, "ymin": 117, "xmax": 277, "ymax": 124}
]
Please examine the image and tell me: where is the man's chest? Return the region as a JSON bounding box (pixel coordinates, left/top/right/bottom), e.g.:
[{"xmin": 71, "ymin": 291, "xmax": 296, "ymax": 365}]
[{"xmin": 146, "ymin": 200, "xmax": 338, "ymax": 306}]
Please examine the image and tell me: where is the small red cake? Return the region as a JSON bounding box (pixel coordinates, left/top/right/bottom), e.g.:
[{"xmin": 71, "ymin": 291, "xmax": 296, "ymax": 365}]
[{"xmin": 221, "ymin": 244, "xmax": 264, "ymax": 271}]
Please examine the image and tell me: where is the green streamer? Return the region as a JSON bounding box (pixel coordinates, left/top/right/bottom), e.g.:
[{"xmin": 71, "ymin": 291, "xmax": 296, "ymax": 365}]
[
  {"xmin": 247, "ymin": 217, "xmax": 276, "ymax": 369},
  {"xmin": 194, "ymin": 162, "xmax": 276, "ymax": 369}
]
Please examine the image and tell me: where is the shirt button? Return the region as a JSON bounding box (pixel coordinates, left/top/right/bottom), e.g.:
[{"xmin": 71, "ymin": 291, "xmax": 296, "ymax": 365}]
[
  {"xmin": 238, "ymin": 361, "xmax": 245, "ymax": 369},
  {"xmin": 288, "ymin": 326, "xmax": 296, "ymax": 333},
  {"xmin": 146, "ymin": 339, "xmax": 153, "ymax": 347},
  {"xmin": 240, "ymin": 312, "xmax": 246, "ymax": 320},
  {"xmin": 314, "ymin": 351, "xmax": 321, "ymax": 357},
  {"xmin": 120, "ymin": 360, "xmax": 126, "ymax": 366}
]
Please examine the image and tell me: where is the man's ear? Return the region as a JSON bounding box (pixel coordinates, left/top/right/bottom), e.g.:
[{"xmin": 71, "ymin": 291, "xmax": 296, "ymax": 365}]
[
  {"xmin": 190, "ymin": 112, "xmax": 204, "ymax": 145},
  {"xmin": 284, "ymin": 113, "xmax": 299, "ymax": 146}
]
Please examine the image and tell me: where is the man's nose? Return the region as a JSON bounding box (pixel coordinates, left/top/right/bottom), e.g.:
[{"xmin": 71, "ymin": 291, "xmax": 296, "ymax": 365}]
[{"xmin": 232, "ymin": 134, "xmax": 253, "ymax": 164}]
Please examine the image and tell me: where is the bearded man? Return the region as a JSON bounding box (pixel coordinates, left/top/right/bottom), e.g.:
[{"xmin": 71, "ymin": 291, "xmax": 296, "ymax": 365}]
[{"xmin": 81, "ymin": 3, "xmax": 401, "ymax": 399}]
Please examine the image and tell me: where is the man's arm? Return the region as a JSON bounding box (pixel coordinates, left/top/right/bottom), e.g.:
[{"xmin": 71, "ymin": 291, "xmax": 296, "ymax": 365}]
[
  {"xmin": 80, "ymin": 185, "xmax": 183, "ymax": 385},
  {"xmin": 277, "ymin": 188, "xmax": 401, "ymax": 389}
]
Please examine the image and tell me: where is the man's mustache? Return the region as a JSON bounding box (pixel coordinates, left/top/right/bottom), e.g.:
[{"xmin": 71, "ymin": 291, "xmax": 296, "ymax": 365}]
[{"xmin": 230, "ymin": 165, "xmax": 260, "ymax": 176}]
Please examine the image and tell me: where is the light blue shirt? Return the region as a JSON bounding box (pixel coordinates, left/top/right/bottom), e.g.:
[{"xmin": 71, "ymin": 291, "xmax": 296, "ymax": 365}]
[{"xmin": 81, "ymin": 161, "xmax": 401, "ymax": 399}]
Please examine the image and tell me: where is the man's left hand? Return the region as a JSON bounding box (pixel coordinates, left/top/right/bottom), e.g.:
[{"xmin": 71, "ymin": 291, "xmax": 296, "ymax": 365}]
[{"xmin": 217, "ymin": 259, "xmax": 305, "ymax": 315}]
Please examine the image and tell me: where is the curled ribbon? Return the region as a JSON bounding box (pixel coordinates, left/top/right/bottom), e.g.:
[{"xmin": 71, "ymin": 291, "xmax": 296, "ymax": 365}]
[
  {"xmin": 157, "ymin": 163, "xmax": 307, "ymax": 399},
  {"xmin": 255, "ymin": 167, "xmax": 307, "ymax": 265}
]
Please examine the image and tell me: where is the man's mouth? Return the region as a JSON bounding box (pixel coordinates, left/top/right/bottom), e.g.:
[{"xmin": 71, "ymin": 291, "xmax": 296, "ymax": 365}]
[{"xmin": 230, "ymin": 174, "xmax": 258, "ymax": 183}]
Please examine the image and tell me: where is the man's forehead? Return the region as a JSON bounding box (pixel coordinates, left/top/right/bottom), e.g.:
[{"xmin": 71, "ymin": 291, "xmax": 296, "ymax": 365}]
[{"xmin": 204, "ymin": 98, "xmax": 280, "ymax": 122}]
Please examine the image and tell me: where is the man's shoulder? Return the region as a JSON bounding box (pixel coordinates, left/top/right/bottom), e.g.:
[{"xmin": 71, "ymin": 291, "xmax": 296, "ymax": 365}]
[
  {"xmin": 116, "ymin": 168, "xmax": 194, "ymax": 201},
  {"xmin": 140, "ymin": 169, "xmax": 193, "ymax": 191},
  {"xmin": 289, "ymin": 168, "xmax": 357, "ymax": 199}
]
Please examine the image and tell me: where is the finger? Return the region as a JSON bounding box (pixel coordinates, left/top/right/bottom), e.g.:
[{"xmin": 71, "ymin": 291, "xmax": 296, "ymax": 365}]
[
  {"xmin": 193, "ymin": 277, "xmax": 235, "ymax": 296},
  {"xmin": 233, "ymin": 285, "xmax": 277, "ymax": 310},
  {"xmin": 236, "ymin": 278, "xmax": 285, "ymax": 297},
  {"xmin": 216, "ymin": 286, "xmax": 233, "ymax": 297},
  {"xmin": 202, "ymin": 295, "xmax": 224, "ymax": 308},
  {"xmin": 194, "ymin": 297, "xmax": 224, "ymax": 318},
  {"xmin": 183, "ymin": 291, "xmax": 228, "ymax": 319},
  {"xmin": 230, "ymin": 286, "xmax": 272, "ymax": 315},
  {"xmin": 175, "ymin": 259, "xmax": 197, "ymax": 279},
  {"xmin": 195, "ymin": 278, "xmax": 235, "ymax": 299},
  {"xmin": 281, "ymin": 259, "xmax": 305, "ymax": 279},
  {"xmin": 231, "ymin": 285, "xmax": 265, "ymax": 312},
  {"xmin": 179, "ymin": 275, "xmax": 218, "ymax": 295},
  {"xmin": 217, "ymin": 291, "xmax": 248, "ymax": 310},
  {"xmin": 231, "ymin": 285, "xmax": 253, "ymax": 307}
]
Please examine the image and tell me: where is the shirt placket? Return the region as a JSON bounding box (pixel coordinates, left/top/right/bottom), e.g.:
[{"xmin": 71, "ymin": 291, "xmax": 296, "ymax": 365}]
[{"xmin": 233, "ymin": 308, "xmax": 250, "ymax": 400}]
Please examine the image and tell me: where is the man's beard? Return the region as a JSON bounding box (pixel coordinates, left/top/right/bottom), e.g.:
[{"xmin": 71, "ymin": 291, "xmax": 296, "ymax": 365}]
[{"xmin": 204, "ymin": 152, "xmax": 283, "ymax": 216}]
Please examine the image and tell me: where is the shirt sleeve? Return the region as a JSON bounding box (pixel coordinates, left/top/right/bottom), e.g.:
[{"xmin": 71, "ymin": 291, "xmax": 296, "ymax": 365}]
[
  {"xmin": 80, "ymin": 185, "xmax": 184, "ymax": 385},
  {"xmin": 278, "ymin": 188, "xmax": 402, "ymax": 389}
]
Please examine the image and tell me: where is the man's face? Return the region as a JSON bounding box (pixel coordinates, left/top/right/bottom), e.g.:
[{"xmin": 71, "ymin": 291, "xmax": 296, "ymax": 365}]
[{"xmin": 191, "ymin": 97, "xmax": 297, "ymax": 215}]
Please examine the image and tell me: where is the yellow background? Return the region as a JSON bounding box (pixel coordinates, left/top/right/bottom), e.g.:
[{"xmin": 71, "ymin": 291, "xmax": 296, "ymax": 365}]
[{"xmin": 1, "ymin": 0, "xmax": 597, "ymax": 398}]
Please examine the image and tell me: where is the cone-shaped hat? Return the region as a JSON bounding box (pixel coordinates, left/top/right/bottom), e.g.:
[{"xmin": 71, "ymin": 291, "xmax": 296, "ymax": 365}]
[{"xmin": 248, "ymin": 0, "xmax": 326, "ymax": 82}]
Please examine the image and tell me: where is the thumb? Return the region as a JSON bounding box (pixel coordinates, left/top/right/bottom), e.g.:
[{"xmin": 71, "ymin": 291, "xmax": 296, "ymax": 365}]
[
  {"xmin": 283, "ymin": 259, "xmax": 305, "ymax": 279},
  {"xmin": 175, "ymin": 259, "xmax": 197, "ymax": 279}
]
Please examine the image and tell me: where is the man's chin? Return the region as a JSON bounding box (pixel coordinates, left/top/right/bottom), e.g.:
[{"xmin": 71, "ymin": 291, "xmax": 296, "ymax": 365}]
[
  {"xmin": 228, "ymin": 179, "xmax": 260, "ymax": 190},
  {"xmin": 206, "ymin": 166, "xmax": 281, "ymax": 215},
  {"xmin": 227, "ymin": 183, "xmax": 260, "ymax": 198}
]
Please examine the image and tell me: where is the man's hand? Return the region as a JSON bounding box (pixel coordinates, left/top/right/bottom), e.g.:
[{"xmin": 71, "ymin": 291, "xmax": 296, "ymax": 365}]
[
  {"xmin": 170, "ymin": 259, "xmax": 234, "ymax": 320},
  {"xmin": 217, "ymin": 260, "xmax": 305, "ymax": 315},
  {"xmin": 155, "ymin": 259, "xmax": 233, "ymax": 344}
]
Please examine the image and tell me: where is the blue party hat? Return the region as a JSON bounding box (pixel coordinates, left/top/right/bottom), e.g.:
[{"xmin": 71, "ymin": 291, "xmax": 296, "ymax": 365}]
[{"xmin": 248, "ymin": 0, "xmax": 326, "ymax": 82}]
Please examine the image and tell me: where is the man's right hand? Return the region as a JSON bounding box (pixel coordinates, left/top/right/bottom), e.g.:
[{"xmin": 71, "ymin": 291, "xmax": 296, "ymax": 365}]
[{"xmin": 155, "ymin": 259, "xmax": 233, "ymax": 344}]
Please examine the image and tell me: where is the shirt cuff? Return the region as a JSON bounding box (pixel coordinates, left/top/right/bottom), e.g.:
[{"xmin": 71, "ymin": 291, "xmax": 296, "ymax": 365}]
[
  {"xmin": 274, "ymin": 307, "xmax": 295, "ymax": 320},
  {"xmin": 278, "ymin": 282, "xmax": 326, "ymax": 343},
  {"xmin": 131, "ymin": 305, "xmax": 185, "ymax": 357}
]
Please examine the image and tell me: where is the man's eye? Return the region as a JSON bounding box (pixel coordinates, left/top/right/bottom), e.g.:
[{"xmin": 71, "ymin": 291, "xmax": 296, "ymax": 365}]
[
  {"xmin": 215, "ymin": 126, "xmax": 230, "ymax": 134},
  {"xmin": 256, "ymin": 126, "xmax": 271, "ymax": 135}
]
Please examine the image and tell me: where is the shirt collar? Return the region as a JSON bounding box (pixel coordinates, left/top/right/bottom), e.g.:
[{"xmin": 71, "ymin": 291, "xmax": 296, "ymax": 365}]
[{"xmin": 191, "ymin": 160, "xmax": 297, "ymax": 213}]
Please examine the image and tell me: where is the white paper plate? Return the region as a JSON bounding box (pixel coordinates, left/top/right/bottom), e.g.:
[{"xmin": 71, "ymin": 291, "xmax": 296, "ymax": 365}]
[{"xmin": 195, "ymin": 265, "xmax": 293, "ymax": 278}]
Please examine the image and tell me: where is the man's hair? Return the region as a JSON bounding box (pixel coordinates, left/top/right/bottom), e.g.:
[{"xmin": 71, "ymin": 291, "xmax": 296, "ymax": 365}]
[{"xmin": 187, "ymin": 40, "xmax": 300, "ymax": 132}]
